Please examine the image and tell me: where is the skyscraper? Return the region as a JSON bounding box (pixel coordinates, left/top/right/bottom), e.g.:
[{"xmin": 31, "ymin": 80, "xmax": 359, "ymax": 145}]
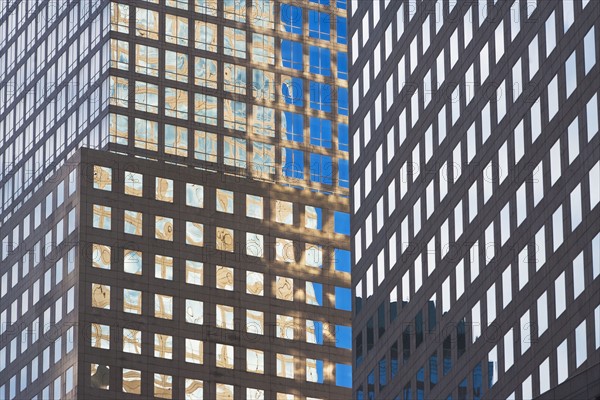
[
  {"xmin": 0, "ymin": 1, "xmax": 352, "ymax": 399},
  {"xmin": 350, "ymin": 0, "xmax": 600, "ymax": 399}
]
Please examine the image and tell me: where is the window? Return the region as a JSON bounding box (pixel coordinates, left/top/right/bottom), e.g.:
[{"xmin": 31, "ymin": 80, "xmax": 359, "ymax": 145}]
[
  {"xmin": 155, "ymin": 216, "xmax": 174, "ymax": 241},
  {"xmin": 224, "ymin": 27, "xmax": 246, "ymax": 58},
  {"xmin": 165, "ymin": 87, "xmax": 188, "ymax": 119},
  {"xmin": 253, "ymin": 69, "xmax": 275, "ymax": 101},
  {"xmin": 136, "ymin": 8, "xmax": 159, "ymax": 40},
  {"xmin": 154, "ymin": 333, "xmax": 173, "ymax": 359},
  {"xmin": 92, "ymin": 205, "xmax": 111, "ymax": 230},
  {"xmin": 155, "ymin": 255, "xmax": 173, "ymax": 280},
  {"xmin": 135, "ymin": 44, "xmax": 159, "ymax": 76},
  {"xmin": 110, "ymin": 3, "xmax": 129, "ymax": 33},
  {"xmin": 195, "ymin": 21, "xmax": 218, "ymax": 52},
  {"xmin": 165, "ymin": 14, "xmax": 188, "ymax": 46},
  {"xmin": 194, "ymin": 130, "xmax": 218, "ymax": 161},
  {"xmin": 310, "ymin": 82, "xmax": 332, "ymax": 112},
  {"xmin": 93, "ymin": 166, "xmax": 112, "ymax": 191},
  {"xmin": 165, "ymin": 125, "xmax": 188, "ymax": 156},
  {"xmin": 154, "ymin": 294, "xmax": 173, "ymax": 319},
  {"xmin": 216, "ymin": 227, "xmax": 234, "ymax": 252},
  {"xmin": 109, "ymin": 76, "xmax": 128, "ymax": 107},
  {"xmin": 123, "ymin": 328, "xmax": 142, "ymax": 354},
  {"xmin": 123, "ymin": 289, "xmax": 142, "ymax": 314},
  {"xmin": 133, "ymin": 118, "xmax": 158, "ymax": 151},
  {"xmin": 185, "ymin": 299, "xmax": 204, "ymax": 324},
  {"xmin": 281, "ymin": 4, "xmax": 302, "ymax": 34},
  {"xmin": 252, "ymin": 33, "xmax": 275, "ymax": 65},
  {"xmin": 282, "ymin": 40, "xmax": 303, "ymax": 70},
  {"xmin": 124, "ymin": 250, "xmax": 142, "ymax": 275},
  {"xmin": 186, "ymin": 222, "xmax": 204, "ymax": 247},
  {"xmin": 110, "ymin": 39, "xmax": 129, "ymax": 70},
  {"xmin": 216, "ymin": 304, "xmax": 234, "ymax": 330},
  {"xmin": 195, "ymin": 57, "xmax": 217, "ymax": 88},
  {"xmin": 194, "ymin": 94, "xmax": 218, "ymax": 126},
  {"xmin": 91, "ymin": 323, "xmax": 110, "ymax": 349},
  {"xmin": 246, "ymin": 271, "xmax": 264, "ymax": 295},
  {"xmin": 224, "ymin": 63, "xmax": 246, "ymax": 94},
  {"xmin": 224, "ymin": 136, "xmax": 247, "ymax": 168},
  {"xmin": 224, "ymin": 0, "xmax": 246, "ymax": 22},
  {"xmin": 185, "ymin": 338, "xmax": 203, "ymax": 364},
  {"xmin": 309, "ymin": 10, "xmax": 330, "ymax": 40},
  {"xmin": 135, "ymin": 82, "xmax": 159, "ymax": 113},
  {"xmin": 310, "ymin": 46, "xmax": 331, "ymax": 76},
  {"xmin": 154, "ymin": 373, "xmax": 172, "ymax": 399},
  {"xmin": 165, "ymin": 51, "xmax": 188, "ymax": 83}
]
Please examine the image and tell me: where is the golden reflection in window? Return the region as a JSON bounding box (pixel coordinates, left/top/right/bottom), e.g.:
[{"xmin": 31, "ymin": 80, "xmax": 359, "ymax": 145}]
[
  {"xmin": 165, "ymin": 87, "xmax": 188, "ymax": 119},
  {"xmin": 90, "ymin": 364, "xmax": 109, "ymax": 390},
  {"xmin": 251, "ymin": 33, "xmax": 275, "ymax": 65},
  {"xmin": 185, "ymin": 379, "xmax": 204, "ymax": 399},
  {"xmin": 195, "ymin": 56, "xmax": 218, "ymax": 88},
  {"xmin": 276, "ymin": 314, "xmax": 295, "ymax": 340},
  {"xmin": 224, "ymin": 63, "xmax": 246, "ymax": 95},
  {"xmin": 216, "ymin": 304, "xmax": 234, "ymax": 330},
  {"xmin": 165, "ymin": 14, "xmax": 189, "ymax": 46},
  {"xmin": 125, "ymin": 171, "xmax": 143, "ymax": 197},
  {"xmin": 110, "ymin": 3, "xmax": 129, "ymax": 33},
  {"xmin": 246, "ymin": 309, "xmax": 264, "ymax": 335},
  {"xmin": 109, "ymin": 113, "xmax": 128, "ymax": 145},
  {"xmin": 93, "ymin": 166, "xmax": 112, "ymax": 191},
  {"xmin": 136, "ymin": 44, "xmax": 159, "ymax": 76},
  {"xmin": 155, "ymin": 255, "xmax": 174, "ymax": 280},
  {"xmin": 216, "ymin": 189, "xmax": 234, "ymax": 214},
  {"xmin": 165, "ymin": 124, "xmax": 189, "ymax": 157},
  {"xmin": 276, "ymin": 354, "xmax": 295, "ymax": 379},
  {"xmin": 276, "ymin": 238, "xmax": 295, "ymax": 262},
  {"xmin": 124, "ymin": 210, "xmax": 143, "ymax": 236},
  {"xmin": 275, "ymin": 200, "xmax": 293, "ymax": 224},
  {"xmin": 154, "ymin": 333, "xmax": 173, "ymax": 359},
  {"xmin": 110, "ymin": 39, "xmax": 129, "ymax": 70},
  {"xmin": 92, "ymin": 283, "xmax": 110, "ymax": 309},
  {"xmin": 154, "ymin": 373, "xmax": 173, "ymax": 399},
  {"xmin": 186, "ymin": 222, "xmax": 204, "ymax": 247},
  {"xmin": 123, "ymin": 328, "xmax": 142, "ymax": 354},
  {"xmin": 216, "ymin": 383, "xmax": 234, "ymax": 400},
  {"xmin": 246, "ymin": 271, "xmax": 264, "ymax": 296},
  {"xmin": 194, "ymin": 130, "xmax": 218, "ymax": 161},
  {"xmin": 156, "ymin": 177, "xmax": 174, "ymax": 203},
  {"xmin": 155, "ymin": 216, "xmax": 174, "ymax": 241},
  {"xmin": 252, "ymin": 69, "xmax": 275, "ymax": 101},
  {"xmin": 305, "ymin": 206, "xmax": 320, "ymax": 229},
  {"xmin": 246, "ymin": 348, "xmax": 264, "ymax": 374},
  {"xmin": 251, "ymin": 0, "xmax": 275, "ymax": 29},
  {"xmin": 306, "ymin": 320, "xmax": 317, "ymax": 344},
  {"xmin": 246, "ymin": 232, "xmax": 264, "ymax": 258},
  {"xmin": 91, "ymin": 323, "xmax": 110, "ymax": 349},
  {"xmin": 124, "ymin": 289, "xmax": 142, "ymax": 314},
  {"xmin": 224, "ymin": 0, "xmax": 246, "ymax": 22},
  {"xmin": 122, "ymin": 368, "xmax": 141, "ymax": 394},
  {"xmin": 185, "ymin": 338, "xmax": 203, "ymax": 364},
  {"xmin": 216, "ymin": 343, "xmax": 234, "ymax": 369},
  {"xmin": 195, "ymin": 21, "xmax": 218, "ymax": 52},
  {"xmin": 93, "ymin": 205, "xmax": 112, "ymax": 230},
  {"xmin": 306, "ymin": 358, "xmax": 320, "ymax": 382},
  {"xmin": 277, "ymin": 393, "xmax": 295, "ymax": 400},
  {"xmin": 216, "ymin": 266, "xmax": 234, "ymax": 291},
  {"xmin": 275, "ymin": 276, "xmax": 293, "ymax": 301},
  {"xmin": 186, "ymin": 260, "xmax": 203, "ymax": 285},
  {"xmin": 136, "ymin": 8, "xmax": 159, "ymax": 40},
  {"xmin": 165, "ymin": 50, "xmax": 188, "ymax": 83},
  {"xmin": 216, "ymin": 227, "xmax": 234, "ymax": 252},
  {"xmin": 134, "ymin": 118, "xmax": 159, "ymax": 150},
  {"xmin": 92, "ymin": 243, "xmax": 111, "ymax": 270},
  {"xmin": 246, "ymin": 195, "xmax": 263, "ymax": 219},
  {"xmin": 154, "ymin": 294, "xmax": 173, "ymax": 320}
]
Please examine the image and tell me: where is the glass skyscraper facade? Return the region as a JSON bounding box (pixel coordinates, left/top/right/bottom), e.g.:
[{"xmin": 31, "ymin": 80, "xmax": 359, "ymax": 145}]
[
  {"xmin": 350, "ymin": 0, "xmax": 600, "ymax": 399},
  {"xmin": 0, "ymin": 0, "xmax": 351, "ymax": 399}
]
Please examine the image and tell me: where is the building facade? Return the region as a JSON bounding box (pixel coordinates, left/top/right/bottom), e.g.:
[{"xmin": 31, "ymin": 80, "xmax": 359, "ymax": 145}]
[
  {"xmin": 350, "ymin": 0, "xmax": 600, "ymax": 399},
  {"xmin": 0, "ymin": 0, "xmax": 352, "ymax": 399}
]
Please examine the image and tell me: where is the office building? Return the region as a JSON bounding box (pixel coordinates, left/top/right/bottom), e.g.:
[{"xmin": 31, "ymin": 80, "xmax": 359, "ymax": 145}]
[
  {"xmin": 350, "ymin": 0, "xmax": 600, "ymax": 399},
  {"xmin": 0, "ymin": 0, "xmax": 352, "ymax": 398}
]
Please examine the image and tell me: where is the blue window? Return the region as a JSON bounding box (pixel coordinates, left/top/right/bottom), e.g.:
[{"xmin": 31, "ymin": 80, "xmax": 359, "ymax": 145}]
[
  {"xmin": 307, "ymin": 281, "xmax": 323, "ymax": 306},
  {"xmin": 417, "ymin": 367, "xmax": 425, "ymax": 400},
  {"xmin": 310, "ymin": 81, "xmax": 332, "ymax": 112},
  {"xmin": 473, "ymin": 363, "xmax": 482, "ymax": 400},
  {"xmin": 368, "ymin": 371, "xmax": 375, "ymax": 400},
  {"xmin": 282, "ymin": 77, "xmax": 303, "ymax": 106},
  {"xmin": 309, "ymin": 46, "xmax": 331, "ymax": 76},
  {"xmin": 310, "ymin": 153, "xmax": 333, "ymax": 184},
  {"xmin": 311, "ymin": 320, "xmax": 324, "ymax": 343},
  {"xmin": 404, "ymin": 383, "xmax": 412, "ymax": 400},
  {"xmin": 336, "ymin": 363, "xmax": 352, "ymax": 388},
  {"xmin": 310, "ymin": 0, "xmax": 330, "ymax": 4},
  {"xmin": 339, "ymin": 158, "xmax": 349, "ymax": 188},
  {"xmin": 338, "ymin": 123, "xmax": 349, "ymax": 152},
  {"xmin": 310, "ymin": 117, "xmax": 332, "ymax": 148},
  {"xmin": 338, "ymin": 51, "xmax": 348, "ymax": 80},
  {"xmin": 281, "ymin": 4, "xmax": 302, "ymax": 34},
  {"xmin": 282, "ymin": 111, "xmax": 303, "ymax": 142},
  {"xmin": 337, "ymin": 16, "xmax": 347, "ymax": 44},
  {"xmin": 430, "ymin": 353, "xmax": 438, "ymax": 388},
  {"xmin": 334, "ymin": 248, "xmax": 350, "ymax": 272},
  {"xmin": 309, "ymin": 10, "xmax": 330, "ymax": 40},
  {"xmin": 335, "ymin": 325, "xmax": 351, "ymax": 349},
  {"xmin": 337, "ymin": 0, "xmax": 347, "ymax": 9},
  {"xmin": 281, "ymin": 40, "xmax": 303, "ymax": 70},
  {"xmin": 282, "ymin": 148, "xmax": 304, "ymax": 179},
  {"xmin": 335, "ymin": 287, "xmax": 351, "ymax": 310},
  {"xmin": 334, "ymin": 211, "xmax": 350, "ymax": 235},
  {"xmin": 338, "ymin": 87, "xmax": 349, "ymax": 115}
]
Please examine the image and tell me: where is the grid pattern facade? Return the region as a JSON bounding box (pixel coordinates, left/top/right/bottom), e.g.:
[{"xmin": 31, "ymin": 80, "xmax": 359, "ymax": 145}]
[
  {"xmin": 0, "ymin": 0, "xmax": 352, "ymax": 399},
  {"xmin": 350, "ymin": 0, "xmax": 600, "ymax": 399}
]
